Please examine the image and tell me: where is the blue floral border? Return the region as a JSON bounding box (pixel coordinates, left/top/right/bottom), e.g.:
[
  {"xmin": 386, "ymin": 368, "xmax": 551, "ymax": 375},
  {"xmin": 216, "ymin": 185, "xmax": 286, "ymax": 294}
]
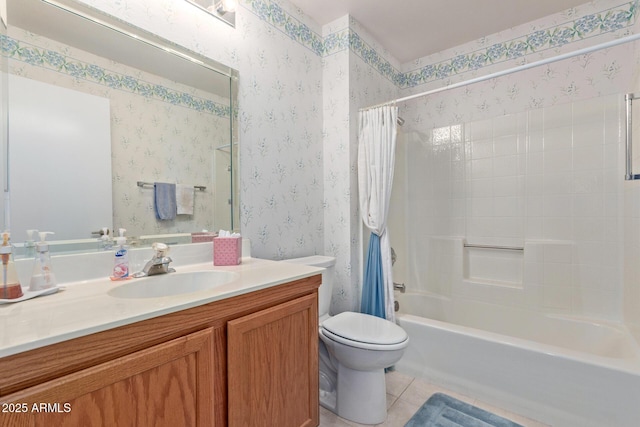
[
  {"xmin": 246, "ymin": 0, "xmax": 637, "ymax": 89},
  {"xmin": 324, "ymin": 29, "xmax": 350, "ymax": 56},
  {"xmin": 348, "ymin": 32, "xmax": 402, "ymax": 85},
  {"xmin": 1, "ymin": 35, "xmax": 232, "ymax": 118},
  {"xmin": 246, "ymin": 0, "xmax": 325, "ymax": 55},
  {"xmin": 6, "ymin": 0, "xmax": 636, "ymax": 99},
  {"xmin": 399, "ymin": 1, "xmax": 637, "ymax": 88}
]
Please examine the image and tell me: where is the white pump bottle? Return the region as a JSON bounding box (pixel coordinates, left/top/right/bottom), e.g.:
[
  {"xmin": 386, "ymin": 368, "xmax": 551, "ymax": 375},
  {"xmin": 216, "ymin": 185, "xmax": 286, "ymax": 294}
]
[{"xmin": 29, "ymin": 231, "xmax": 57, "ymax": 291}]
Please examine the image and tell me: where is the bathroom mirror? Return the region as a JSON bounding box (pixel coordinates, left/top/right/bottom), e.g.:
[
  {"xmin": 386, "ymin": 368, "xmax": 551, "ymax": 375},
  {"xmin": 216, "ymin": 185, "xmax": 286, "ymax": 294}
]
[{"xmin": 4, "ymin": 0, "xmax": 239, "ymax": 252}]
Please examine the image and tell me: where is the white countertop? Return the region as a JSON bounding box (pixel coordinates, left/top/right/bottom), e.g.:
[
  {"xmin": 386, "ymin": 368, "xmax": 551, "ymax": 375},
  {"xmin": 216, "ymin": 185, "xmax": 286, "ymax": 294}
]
[{"xmin": 0, "ymin": 257, "xmax": 323, "ymax": 358}]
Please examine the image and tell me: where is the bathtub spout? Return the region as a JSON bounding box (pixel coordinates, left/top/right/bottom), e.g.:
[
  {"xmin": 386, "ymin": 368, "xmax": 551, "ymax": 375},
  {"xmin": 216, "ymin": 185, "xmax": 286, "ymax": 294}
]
[{"xmin": 393, "ymin": 282, "xmax": 405, "ymax": 293}]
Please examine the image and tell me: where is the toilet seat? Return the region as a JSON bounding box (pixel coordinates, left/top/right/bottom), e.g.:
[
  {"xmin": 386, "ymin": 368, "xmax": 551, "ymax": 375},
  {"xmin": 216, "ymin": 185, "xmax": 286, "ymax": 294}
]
[{"xmin": 320, "ymin": 312, "xmax": 409, "ymax": 351}]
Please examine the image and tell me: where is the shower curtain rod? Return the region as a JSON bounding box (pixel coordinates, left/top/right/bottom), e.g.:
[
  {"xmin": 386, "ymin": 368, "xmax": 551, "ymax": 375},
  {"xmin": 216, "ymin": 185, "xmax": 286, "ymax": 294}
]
[{"xmin": 361, "ymin": 32, "xmax": 640, "ymax": 111}]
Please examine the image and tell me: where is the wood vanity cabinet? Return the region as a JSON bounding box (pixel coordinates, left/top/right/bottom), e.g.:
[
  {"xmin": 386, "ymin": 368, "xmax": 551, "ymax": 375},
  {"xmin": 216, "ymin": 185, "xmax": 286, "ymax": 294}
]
[
  {"xmin": 228, "ymin": 294, "xmax": 318, "ymax": 427},
  {"xmin": 0, "ymin": 274, "xmax": 321, "ymax": 427}
]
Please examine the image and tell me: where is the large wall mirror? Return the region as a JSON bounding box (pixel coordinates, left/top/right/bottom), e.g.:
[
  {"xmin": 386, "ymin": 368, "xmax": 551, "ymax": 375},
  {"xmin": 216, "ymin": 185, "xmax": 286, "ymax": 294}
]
[{"xmin": 4, "ymin": 0, "xmax": 239, "ymax": 253}]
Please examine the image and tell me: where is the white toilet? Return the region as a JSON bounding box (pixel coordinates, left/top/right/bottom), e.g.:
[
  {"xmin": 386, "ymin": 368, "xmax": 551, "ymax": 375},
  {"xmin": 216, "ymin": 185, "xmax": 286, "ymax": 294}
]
[{"xmin": 283, "ymin": 255, "xmax": 409, "ymax": 425}]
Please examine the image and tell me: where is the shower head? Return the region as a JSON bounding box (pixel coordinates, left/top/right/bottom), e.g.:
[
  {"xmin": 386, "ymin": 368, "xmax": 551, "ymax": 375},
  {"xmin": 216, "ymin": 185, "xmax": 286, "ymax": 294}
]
[{"xmin": 397, "ymin": 116, "xmax": 405, "ymax": 126}]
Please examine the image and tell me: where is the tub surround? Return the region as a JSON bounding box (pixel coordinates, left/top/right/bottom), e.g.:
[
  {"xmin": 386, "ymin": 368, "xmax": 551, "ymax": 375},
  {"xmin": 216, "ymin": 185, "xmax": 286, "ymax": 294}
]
[{"xmin": 395, "ymin": 292, "xmax": 640, "ymax": 427}]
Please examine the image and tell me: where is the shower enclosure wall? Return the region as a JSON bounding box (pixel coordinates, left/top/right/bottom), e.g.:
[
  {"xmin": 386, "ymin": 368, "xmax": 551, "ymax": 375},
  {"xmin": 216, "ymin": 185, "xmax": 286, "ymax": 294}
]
[
  {"xmin": 387, "ymin": 55, "xmax": 640, "ymax": 424},
  {"xmin": 393, "ymin": 94, "xmax": 624, "ymax": 320}
]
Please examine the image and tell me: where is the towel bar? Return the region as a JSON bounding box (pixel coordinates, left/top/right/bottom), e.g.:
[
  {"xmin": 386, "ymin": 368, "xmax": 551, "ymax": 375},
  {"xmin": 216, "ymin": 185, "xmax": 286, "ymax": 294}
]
[
  {"xmin": 625, "ymin": 93, "xmax": 640, "ymax": 180},
  {"xmin": 463, "ymin": 244, "xmax": 524, "ymax": 251},
  {"xmin": 136, "ymin": 181, "xmax": 206, "ymax": 191}
]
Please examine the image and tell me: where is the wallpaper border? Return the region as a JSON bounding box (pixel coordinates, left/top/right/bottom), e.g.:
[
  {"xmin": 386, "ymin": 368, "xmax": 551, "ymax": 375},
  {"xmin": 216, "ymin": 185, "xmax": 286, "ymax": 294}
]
[
  {"xmin": 244, "ymin": 0, "xmax": 638, "ymax": 89},
  {"xmin": 2, "ymin": 35, "xmax": 232, "ymax": 118}
]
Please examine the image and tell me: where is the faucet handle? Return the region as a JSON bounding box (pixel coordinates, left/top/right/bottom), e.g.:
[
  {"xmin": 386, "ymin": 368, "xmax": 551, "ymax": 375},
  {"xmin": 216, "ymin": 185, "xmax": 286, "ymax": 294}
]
[{"xmin": 151, "ymin": 242, "xmax": 170, "ymax": 257}]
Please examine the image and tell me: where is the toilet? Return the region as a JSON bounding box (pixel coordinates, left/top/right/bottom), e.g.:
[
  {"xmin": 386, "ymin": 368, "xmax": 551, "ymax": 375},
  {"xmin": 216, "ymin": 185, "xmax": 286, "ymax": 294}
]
[{"xmin": 282, "ymin": 255, "xmax": 409, "ymax": 425}]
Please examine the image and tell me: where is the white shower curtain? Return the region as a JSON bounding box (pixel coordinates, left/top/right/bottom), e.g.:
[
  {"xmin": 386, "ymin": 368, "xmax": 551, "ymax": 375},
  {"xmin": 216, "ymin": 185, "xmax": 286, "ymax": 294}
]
[{"xmin": 358, "ymin": 105, "xmax": 397, "ymax": 322}]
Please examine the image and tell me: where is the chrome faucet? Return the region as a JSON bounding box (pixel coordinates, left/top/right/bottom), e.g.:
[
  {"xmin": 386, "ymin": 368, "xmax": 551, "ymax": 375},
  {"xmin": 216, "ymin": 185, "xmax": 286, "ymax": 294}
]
[
  {"xmin": 133, "ymin": 242, "xmax": 175, "ymax": 277},
  {"xmin": 393, "ymin": 282, "xmax": 406, "ymax": 293}
]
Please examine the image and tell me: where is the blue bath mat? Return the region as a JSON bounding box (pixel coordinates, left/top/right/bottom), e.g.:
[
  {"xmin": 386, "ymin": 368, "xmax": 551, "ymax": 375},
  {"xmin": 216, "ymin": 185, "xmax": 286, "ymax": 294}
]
[{"xmin": 405, "ymin": 393, "xmax": 524, "ymax": 427}]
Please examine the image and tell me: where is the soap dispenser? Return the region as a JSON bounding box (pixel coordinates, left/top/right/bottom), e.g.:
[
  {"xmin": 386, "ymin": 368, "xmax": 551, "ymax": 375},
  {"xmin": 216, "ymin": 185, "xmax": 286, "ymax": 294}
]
[
  {"xmin": 111, "ymin": 228, "xmax": 130, "ymax": 281},
  {"xmin": 99, "ymin": 227, "xmax": 113, "ymax": 251},
  {"xmin": 29, "ymin": 231, "xmax": 57, "ymax": 292},
  {"xmin": 1, "ymin": 231, "xmax": 23, "ymax": 299},
  {"xmin": 24, "ymin": 229, "xmax": 37, "ymax": 258}
]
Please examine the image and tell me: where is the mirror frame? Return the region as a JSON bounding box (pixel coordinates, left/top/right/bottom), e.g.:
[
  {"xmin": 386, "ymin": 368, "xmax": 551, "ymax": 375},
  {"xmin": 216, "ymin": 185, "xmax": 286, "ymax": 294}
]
[
  {"xmin": 5, "ymin": 0, "xmax": 239, "ymax": 252},
  {"xmin": 1, "ymin": 2, "xmax": 7, "ymax": 235}
]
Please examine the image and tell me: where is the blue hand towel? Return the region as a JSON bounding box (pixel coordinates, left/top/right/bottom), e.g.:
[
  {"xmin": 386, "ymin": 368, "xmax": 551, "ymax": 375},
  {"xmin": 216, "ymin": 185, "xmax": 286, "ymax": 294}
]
[{"xmin": 154, "ymin": 182, "xmax": 177, "ymax": 220}]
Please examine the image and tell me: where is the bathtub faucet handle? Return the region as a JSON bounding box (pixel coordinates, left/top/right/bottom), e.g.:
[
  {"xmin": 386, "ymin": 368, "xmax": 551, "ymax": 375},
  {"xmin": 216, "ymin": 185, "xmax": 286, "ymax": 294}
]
[{"xmin": 393, "ymin": 282, "xmax": 405, "ymax": 293}]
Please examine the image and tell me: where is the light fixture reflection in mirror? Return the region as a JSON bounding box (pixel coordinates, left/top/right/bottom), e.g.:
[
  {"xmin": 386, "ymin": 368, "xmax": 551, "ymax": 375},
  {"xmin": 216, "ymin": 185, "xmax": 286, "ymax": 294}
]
[{"xmin": 185, "ymin": 0, "xmax": 236, "ymax": 27}]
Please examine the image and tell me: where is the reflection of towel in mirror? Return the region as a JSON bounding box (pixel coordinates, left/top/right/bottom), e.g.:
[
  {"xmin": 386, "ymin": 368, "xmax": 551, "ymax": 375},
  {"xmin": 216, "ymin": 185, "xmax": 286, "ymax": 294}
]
[
  {"xmin": 154, "ymin": 182, "xmax": 176, "ymax": 220},
  {"xmin": 176, "ymin": 184, "xmax": 194, "ymax": 215}
]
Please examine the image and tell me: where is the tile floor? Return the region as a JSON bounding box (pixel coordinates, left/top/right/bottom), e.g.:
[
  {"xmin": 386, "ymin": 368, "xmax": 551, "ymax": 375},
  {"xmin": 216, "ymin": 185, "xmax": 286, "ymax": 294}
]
[{"xmin": 318, "ymin": 371, "xmax": 550, "ymax": 427}]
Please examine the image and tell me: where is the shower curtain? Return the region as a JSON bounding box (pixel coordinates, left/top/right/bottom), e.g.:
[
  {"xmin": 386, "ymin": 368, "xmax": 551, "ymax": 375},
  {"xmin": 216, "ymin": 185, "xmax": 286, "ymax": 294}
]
[{"xmin": 358, "ymin": 105, "xmax": 397, "ymax": 321}]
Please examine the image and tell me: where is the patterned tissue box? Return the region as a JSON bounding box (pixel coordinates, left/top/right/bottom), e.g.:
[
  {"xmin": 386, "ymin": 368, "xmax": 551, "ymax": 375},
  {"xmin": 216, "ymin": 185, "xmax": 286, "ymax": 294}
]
[{"xmin": 213, "ymin": 236, "xmax": 242, "ymax": 265}]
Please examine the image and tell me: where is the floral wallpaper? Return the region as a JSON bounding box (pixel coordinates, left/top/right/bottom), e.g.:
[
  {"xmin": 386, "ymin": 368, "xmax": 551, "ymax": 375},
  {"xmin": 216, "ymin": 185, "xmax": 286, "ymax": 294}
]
[
  {"xmin": 25, "ymin": 0, "xmax": 326, "ymax": 261},
  {"xmin": 245, "ymin": 0, "xmax": 324, "ymax": 55},
  {"xmin": 322, "ymin": 17, "xmax": 400, "ymax": 313},
  {"xmin": 321, "ymin": 16, "xmax": 352, "ymax": 313},
  {"xmin": 18, "ymin": 0, "xmax": 640, "ymax": 315}
]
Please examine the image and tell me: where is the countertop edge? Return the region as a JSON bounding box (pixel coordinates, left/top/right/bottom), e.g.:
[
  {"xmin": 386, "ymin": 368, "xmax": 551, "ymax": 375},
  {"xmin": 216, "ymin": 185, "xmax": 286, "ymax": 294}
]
[{"xmin": 0, "ymin": 258, "xmax": 324, "ymax": 358}]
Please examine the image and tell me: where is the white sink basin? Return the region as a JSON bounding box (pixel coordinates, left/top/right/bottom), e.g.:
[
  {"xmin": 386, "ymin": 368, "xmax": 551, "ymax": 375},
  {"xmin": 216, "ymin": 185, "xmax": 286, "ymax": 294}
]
[{"xmin": 108, "ymin": 270, "xmax": 238, "ymax": 299}]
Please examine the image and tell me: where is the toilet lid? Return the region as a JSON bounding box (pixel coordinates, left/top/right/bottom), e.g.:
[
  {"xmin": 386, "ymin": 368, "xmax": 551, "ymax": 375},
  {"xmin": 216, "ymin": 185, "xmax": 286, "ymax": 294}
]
[{"xmin": 321, "ymin": 312, "xmax": 408, "ymax": 345}]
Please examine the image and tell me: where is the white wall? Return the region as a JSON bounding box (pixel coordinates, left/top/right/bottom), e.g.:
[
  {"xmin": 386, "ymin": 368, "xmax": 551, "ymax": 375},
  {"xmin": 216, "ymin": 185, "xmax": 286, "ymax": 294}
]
[{"xmin": 398, "ymin": 95, "xmax": 625, "ymax": 320}]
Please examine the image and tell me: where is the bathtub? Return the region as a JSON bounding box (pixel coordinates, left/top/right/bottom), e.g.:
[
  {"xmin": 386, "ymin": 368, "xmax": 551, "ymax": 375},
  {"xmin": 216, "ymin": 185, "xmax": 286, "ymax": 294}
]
[{"xmin": 394, "ymin": 292, "xmax": 640, "ymax": 427}]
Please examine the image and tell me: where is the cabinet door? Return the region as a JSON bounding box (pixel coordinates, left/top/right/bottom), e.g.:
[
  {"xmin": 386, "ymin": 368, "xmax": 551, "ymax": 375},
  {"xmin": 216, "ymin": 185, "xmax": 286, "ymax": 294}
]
[
  {"xmin": 228, "ymin": 293, "xmax": 318, "ymax": 427},
  {"xmin": 0, "ymin": 328, "xmax": 216, "ymax": 427}
]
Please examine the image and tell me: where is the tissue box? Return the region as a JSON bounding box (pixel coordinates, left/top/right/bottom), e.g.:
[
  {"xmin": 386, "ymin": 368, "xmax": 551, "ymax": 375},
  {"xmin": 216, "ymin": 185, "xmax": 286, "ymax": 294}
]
[{"xmin": 213, "ymin": 236, "xmax": 242, "ymax": 266}]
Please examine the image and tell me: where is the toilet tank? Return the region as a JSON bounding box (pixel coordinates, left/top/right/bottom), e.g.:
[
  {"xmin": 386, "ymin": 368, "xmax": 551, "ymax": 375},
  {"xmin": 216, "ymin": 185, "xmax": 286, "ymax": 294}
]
[{"xmin": 281, "ymin": 255, "xmax": 335, "ymax": 318}]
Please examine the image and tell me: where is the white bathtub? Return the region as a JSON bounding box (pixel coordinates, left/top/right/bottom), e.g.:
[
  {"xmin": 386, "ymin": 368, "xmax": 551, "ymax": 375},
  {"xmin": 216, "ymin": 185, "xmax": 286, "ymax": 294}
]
[{"xmin": 394, "ymin": 292, "xmax": 640, "ymax": 427}]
